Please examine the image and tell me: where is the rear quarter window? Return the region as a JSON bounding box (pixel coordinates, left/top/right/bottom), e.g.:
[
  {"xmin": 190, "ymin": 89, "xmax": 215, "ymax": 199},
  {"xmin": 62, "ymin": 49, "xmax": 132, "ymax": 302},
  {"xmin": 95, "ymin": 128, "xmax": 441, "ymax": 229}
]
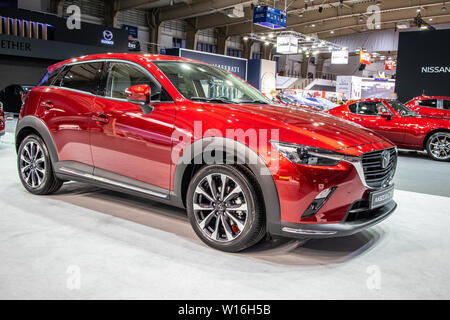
[
  {"xmin": 348, "ymin": 103, "xmax": 358, "ymax": 113},
  {"xmin": 38, "ymin": 69, "xmax": 61, "ymax": 87}
]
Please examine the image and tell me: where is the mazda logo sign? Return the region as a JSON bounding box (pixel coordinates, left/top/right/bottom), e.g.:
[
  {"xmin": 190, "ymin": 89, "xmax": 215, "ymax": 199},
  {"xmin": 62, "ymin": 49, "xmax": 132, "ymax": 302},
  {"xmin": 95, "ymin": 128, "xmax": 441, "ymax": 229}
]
[
  {"xmin": 101, "ymin": 30, "xmax": 114, "ymax": 45},
  {"xmin": 381, "ymin": 150, "xmax": 391, "ymax": 169},
  {"xmin": 103, "ymin": 30, "xmax": 113, "ymax": 41}
]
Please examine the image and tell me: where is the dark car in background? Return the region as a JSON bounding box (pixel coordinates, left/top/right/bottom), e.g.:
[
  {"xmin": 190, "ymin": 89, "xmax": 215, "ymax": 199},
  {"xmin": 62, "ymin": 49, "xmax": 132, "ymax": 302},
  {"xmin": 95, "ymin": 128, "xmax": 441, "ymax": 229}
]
[{"xmin": 0, "ymin": 84, "xmax": 33, "ymax": 115}]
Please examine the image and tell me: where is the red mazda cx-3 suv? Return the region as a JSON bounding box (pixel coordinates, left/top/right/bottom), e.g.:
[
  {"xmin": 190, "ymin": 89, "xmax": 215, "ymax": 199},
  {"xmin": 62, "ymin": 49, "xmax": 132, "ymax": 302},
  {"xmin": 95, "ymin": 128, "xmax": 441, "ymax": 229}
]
[
  {"xmin": 16, "ymin": 54, "xmax": 397, "ymax": 252},
  {"xmin": 328, "ymin": 99, "xmax": 450, "ymax": 161}
]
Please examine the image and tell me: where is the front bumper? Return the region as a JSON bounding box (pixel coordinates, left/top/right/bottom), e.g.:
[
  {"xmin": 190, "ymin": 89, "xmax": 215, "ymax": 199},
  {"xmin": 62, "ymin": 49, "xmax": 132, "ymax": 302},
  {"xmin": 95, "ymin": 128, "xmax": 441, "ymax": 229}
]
[{"xmin": 277, "ymin": 200, "xmax": 397, "ymax": 239}]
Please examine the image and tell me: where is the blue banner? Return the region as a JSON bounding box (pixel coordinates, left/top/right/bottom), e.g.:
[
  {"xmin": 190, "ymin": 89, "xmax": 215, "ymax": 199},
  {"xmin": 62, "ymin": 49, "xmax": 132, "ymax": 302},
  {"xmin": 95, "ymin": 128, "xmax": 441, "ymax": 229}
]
[
  {"xmin": 253, "ymin": 5, "xmax": 287, "ymax": 29},
  {"xmin": 0, "ymin": 0, "xmax": 18, "ymax": 8},
  {"xmin": 122, "ymin": 24, "xmax": 138, "ymax": 39}
]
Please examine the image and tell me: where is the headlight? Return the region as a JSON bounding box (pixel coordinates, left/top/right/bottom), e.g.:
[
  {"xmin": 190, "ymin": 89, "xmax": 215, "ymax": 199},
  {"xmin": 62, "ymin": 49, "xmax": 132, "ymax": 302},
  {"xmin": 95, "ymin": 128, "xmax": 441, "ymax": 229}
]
[{"xmin": 270, "ymin": 141, "xmax": 359, "ymax": 166}]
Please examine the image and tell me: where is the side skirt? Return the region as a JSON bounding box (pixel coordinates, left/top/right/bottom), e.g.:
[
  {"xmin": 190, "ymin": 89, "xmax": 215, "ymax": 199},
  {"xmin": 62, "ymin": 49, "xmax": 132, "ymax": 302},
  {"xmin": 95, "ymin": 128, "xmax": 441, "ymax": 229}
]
[{"xmin": 53, "ymin": 161, "xmax": 185, "ymax": 209}]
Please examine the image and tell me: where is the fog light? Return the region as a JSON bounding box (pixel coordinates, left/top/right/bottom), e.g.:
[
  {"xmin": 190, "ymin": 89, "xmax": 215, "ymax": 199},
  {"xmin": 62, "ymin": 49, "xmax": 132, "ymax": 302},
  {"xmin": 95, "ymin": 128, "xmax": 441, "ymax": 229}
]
[{"xmin": 302, "ymin": 187, "xmax": 337, "ymax": 218}]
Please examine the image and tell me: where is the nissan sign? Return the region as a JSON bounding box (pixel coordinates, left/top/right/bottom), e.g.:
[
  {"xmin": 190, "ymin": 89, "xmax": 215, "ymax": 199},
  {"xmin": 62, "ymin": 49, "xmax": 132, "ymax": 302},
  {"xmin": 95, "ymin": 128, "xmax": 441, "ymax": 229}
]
[
  {"xmin": 396, "ymin": 30, "xmax": 450, "ymax": 101},
  {"xmin": 421, "ymin": 66, "xmax": 450, "ymax": 73}
]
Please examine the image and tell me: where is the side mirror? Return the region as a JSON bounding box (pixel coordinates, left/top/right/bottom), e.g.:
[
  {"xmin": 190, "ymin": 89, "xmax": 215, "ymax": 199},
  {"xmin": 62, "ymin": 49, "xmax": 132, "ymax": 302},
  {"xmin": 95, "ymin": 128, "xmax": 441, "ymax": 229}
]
[
  {"xmin": 378, "ymin": 107, "xmax": 392, "ymax": 120},
  {"xmin": 125, "ymin": 84, "xmax": 153, "ymax": 115}
]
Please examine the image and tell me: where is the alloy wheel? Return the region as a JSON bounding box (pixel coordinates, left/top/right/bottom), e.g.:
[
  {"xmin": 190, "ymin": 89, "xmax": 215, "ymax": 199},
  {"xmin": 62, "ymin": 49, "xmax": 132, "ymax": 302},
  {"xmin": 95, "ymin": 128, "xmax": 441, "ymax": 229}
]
[
  {"xmin": 429, "ymin": 134, "xmax": 450, "ymax": 160},
  {"xmin": 19, "ymin": 140, "xmax": 46, "ymax": 188},
  {"xmin": 192, "ymin": 173, "xmax": 248, "ymax": 243}
]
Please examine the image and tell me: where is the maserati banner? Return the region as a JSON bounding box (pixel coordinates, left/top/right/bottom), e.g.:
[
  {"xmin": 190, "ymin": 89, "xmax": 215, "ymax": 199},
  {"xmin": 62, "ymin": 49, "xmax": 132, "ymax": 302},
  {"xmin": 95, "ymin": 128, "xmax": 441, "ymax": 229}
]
[{"xmin": 164, "ymin": 48, "xmax": 248, "ymax": 80}]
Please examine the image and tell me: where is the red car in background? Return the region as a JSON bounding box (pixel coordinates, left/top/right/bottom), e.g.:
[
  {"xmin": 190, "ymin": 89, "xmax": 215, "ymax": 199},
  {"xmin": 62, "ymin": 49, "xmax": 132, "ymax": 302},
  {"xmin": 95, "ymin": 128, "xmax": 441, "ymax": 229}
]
[
  {"xmin": 0, "ymin": 102, "xmax": 5, "ymax": 138},
  {"xmin": 405, "ymin": 95, "xmax": 450, "ymax": 118},
  {"xmin": 328, "ymin": 99, "xmax": 450, "ymax": 161},
  {"xmin": 16, "ymin": 54, "xmax": 398, "ymax": 252}
]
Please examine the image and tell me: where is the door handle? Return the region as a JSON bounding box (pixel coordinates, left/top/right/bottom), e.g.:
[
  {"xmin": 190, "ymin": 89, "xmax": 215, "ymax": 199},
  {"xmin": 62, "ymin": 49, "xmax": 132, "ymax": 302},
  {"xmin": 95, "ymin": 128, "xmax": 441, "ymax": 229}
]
[
  {"xmin": 92, "ymin": 113, "xmax": 109, "ymax": 125},
  {"xmin": 40, "ymin": 100, "xmax": 53, "ymax": 109},
  {"xmin": 352, "ymin": 117, "xmax": 363, "ymax": 121}
]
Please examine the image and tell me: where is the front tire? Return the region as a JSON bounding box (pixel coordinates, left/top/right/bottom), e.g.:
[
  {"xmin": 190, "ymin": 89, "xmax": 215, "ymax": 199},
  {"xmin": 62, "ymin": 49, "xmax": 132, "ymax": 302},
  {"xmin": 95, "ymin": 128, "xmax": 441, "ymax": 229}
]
[
  {"xmin": 17, "ymin": 134, "xmax": 63, "ymax": 195},
  {"xmin": 186, "ymin": 165, "xmax": 265, "ymax": 252},
  {"xmin": 426, "ymin": 132, "xmax": 450, "ymax": 162}
]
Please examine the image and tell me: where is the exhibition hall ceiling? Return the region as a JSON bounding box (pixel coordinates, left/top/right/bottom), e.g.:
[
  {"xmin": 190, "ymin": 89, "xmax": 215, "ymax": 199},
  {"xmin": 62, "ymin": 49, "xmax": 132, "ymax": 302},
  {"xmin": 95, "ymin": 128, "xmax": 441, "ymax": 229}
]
[{"xmin": 115, "ymin": 0, "xmax": 450, "ymax": 38}]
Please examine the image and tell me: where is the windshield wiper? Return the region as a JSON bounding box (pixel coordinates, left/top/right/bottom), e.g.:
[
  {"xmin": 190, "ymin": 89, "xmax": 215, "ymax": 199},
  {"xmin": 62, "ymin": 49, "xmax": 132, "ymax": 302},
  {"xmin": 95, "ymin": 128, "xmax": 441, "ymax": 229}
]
[
  {"xmin": 190, "ymin": 97, "xmax": 232, "ymax": 104},
  {"xmin": 237, "ymin": 100, "xmax": 270, "ymax": 105}
]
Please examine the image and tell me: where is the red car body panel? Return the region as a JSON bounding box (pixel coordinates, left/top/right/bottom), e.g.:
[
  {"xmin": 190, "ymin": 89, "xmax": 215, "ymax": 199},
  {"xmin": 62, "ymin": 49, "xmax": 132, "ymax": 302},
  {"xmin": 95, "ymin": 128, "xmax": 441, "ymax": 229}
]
[
  {"xmin": 35, "ymin": 87, "xmax": 94, "ymax": 166},
  {"xmin": 19, "ymin": 54, "xmax": 397, "ymax": 234},
  {"xmin": 169, "ymin": 101, "xmax": 392, "ymax": 224},
  {"xmin": 406, "ymin": 96, "xmax": 450, "ymax": 118},
  {"xmin": 0, "ymin": 106, "xmax": 5, "ymax": 136},
  {"xmin": 327, "ymin": 99, "xmax": 450, "ymax": 151},
  {"xmin": 91, "ymin": 96, "xmax": 176, "ymax": 190}
]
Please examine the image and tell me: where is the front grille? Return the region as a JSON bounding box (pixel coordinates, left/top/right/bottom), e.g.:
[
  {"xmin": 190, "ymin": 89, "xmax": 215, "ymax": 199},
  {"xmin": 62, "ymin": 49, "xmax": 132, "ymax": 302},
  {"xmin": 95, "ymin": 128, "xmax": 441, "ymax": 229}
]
[{"xmin": 362, "ymin": 147, "xmax": 397, "ymax": 189}]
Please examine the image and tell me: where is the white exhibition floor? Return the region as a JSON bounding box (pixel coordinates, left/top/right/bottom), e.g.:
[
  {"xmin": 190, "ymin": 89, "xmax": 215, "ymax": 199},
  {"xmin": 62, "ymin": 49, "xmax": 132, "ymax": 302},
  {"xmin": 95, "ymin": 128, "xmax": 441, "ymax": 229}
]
[{"xmin": 1, "ymin": 129, "xmax": 450, "ymax": 300}]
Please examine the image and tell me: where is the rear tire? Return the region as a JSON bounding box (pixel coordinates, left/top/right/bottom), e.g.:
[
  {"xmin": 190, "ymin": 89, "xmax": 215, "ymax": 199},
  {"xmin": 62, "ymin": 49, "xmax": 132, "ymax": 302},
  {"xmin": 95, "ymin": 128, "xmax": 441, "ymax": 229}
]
[
  {"xmin": 17, "ymin": 134, "xmax": 63, "ymax": 195},
  {"xmin": 187, "ymin": 165, "xmax": 265, "ymax": 252},
  {"xmin": 426, "ymin": 132, "xmax": 450, "ymax": 162}
]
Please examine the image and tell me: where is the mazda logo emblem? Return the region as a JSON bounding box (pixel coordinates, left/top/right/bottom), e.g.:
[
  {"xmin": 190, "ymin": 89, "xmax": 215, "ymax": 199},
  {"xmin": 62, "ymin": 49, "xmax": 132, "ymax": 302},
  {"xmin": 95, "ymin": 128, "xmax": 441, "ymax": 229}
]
[
  {"xmin": 381, "ymin": 150, "xmax": 391, "ymax": 169},
  {"xmin": 103, "ymin": 30, "xmax": 113, "ymax": 41}
]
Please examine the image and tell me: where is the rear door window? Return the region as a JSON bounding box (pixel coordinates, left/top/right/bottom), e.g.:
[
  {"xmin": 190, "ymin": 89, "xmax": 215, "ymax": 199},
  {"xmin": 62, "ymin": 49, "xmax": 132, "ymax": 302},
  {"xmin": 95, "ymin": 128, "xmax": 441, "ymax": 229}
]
[{"xmin": 58, "ymin": 62, "xmax": 104, "ymax": 95}]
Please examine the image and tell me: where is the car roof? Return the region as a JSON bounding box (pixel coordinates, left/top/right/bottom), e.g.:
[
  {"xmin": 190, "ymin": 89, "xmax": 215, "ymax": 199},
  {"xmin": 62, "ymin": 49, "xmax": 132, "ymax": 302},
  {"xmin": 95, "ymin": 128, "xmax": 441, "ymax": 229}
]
[
  {"xmin": 346, "ymin": 98, "xmax": 391, "ymax": 104},
  {"xmin": 414, "ymin": 95, "xmax": 450, "ymax": 100},
  {"xmin": 48, "ymin": 53, "xmax": 203, "ymax": 73}
]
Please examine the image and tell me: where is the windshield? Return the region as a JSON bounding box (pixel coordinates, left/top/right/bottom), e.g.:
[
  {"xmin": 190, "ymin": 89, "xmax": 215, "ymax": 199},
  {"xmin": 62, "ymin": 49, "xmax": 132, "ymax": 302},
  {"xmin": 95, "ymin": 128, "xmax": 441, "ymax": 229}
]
[
  {"xmin": 388, "ymin": 101, "xmax": 417, "ymax": 117},
  {"xmin": 152, "ymin": 61, "xmax": 272, "ymax": 104},
  {"xmin": 277, "ymin": 94, "xmax": 298, "ymax": 105}
]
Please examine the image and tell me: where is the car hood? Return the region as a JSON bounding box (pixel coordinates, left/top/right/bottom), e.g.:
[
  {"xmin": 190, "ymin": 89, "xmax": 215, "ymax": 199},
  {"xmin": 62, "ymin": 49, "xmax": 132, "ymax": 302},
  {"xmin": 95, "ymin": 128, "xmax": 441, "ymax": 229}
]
[{"xmin": 202, "ymin": 103, "xmax": 391, "ymax": 154}]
